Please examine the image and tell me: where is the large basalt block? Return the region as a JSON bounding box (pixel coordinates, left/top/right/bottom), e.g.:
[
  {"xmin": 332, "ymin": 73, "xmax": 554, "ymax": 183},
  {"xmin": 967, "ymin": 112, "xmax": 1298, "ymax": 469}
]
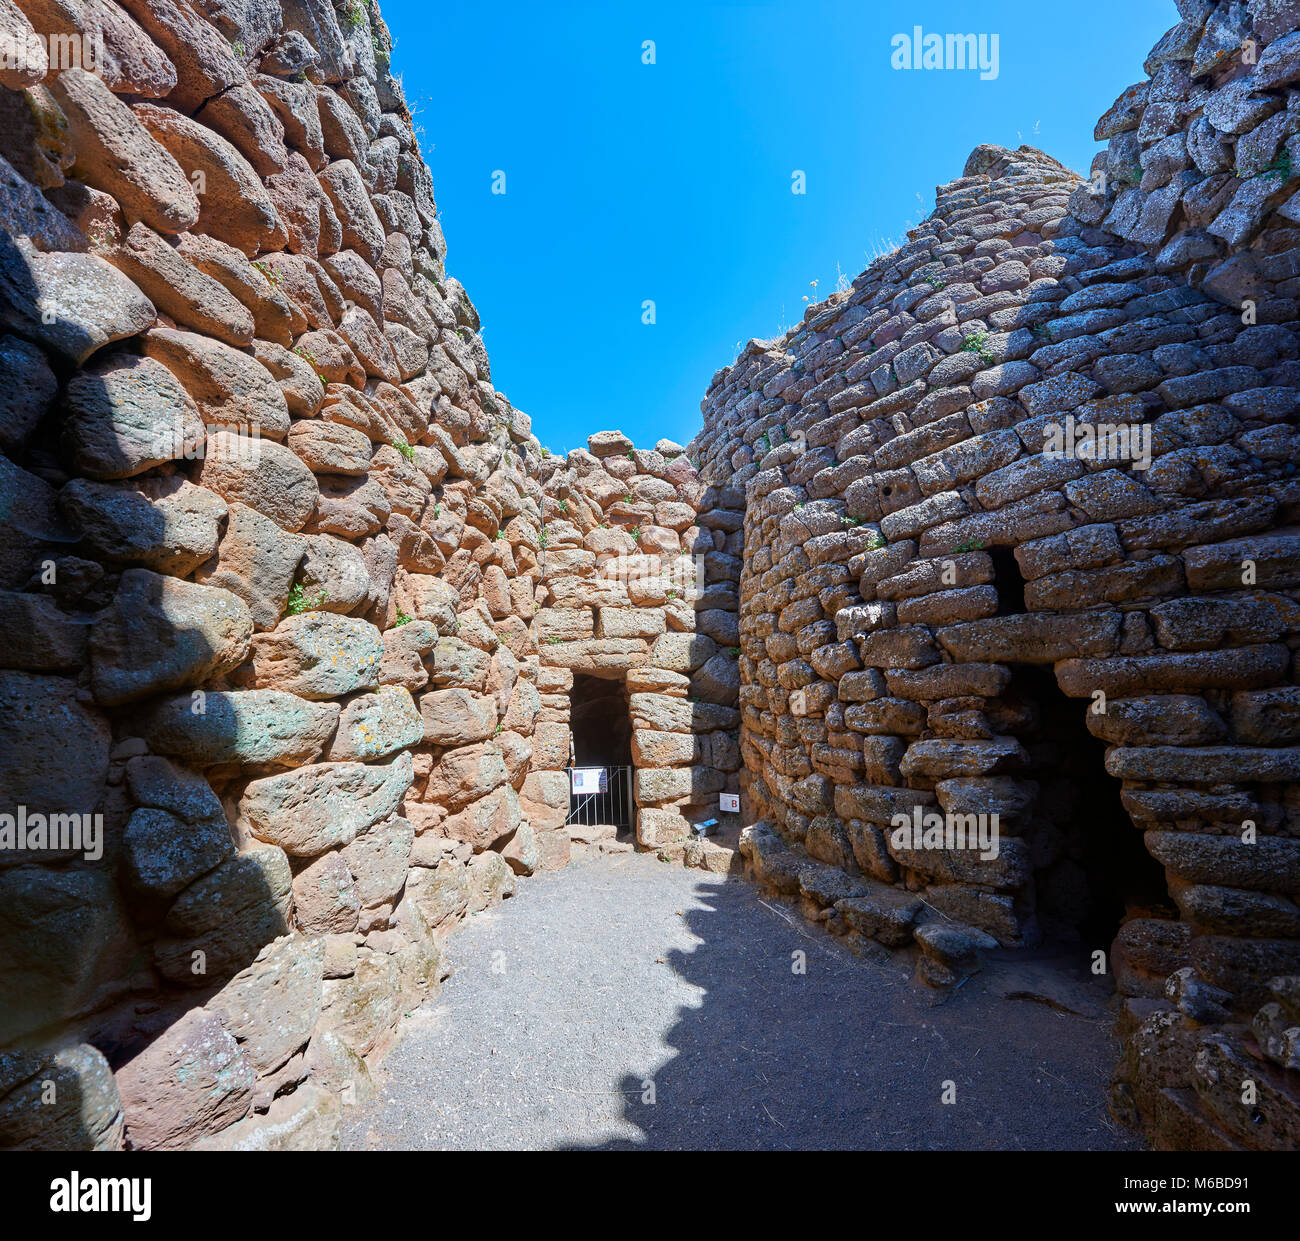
[
  {"xmin": 48, "ymin": 66, "xmax": 198, "ymax": 234},
  {"xmin": 327, "ymin": 684, "xmax": 422, "ymax": 761},
  {"xmin": 59, "ymin": 475, "xmax": 227, "ymax": 577},
  {"xmin": 0, "ymin": 865, "xmax": 136, "ymax": 1044},
  {"xmin": 441, "ymin": 784, "xmax": 521, "ymax": 851},
  {"xmin": 90, "ymin": 569, "xmax": 252, "ymax": 706},
  {"xmin": 240, "ymin": 751, "xmax": 413, "ymax": 855},
  {"xmin": 0, "ymin": 670, "xmax": 110, "ymax": 838},
  {"xmin": 198, "ymin": 432, "xmax": 319, "ymax": 533},
  {"xmin": 136, "ymin": 690, "xmax": 339, "ymax": 771},
  {"xmin": 143, "ymin": 327, "xmax": 290, "ymax": 438},
  {"xmin": 132, "ymin": 104, "xmax": 282, "ymax": 256},
  {"xmin": 936, "ymin": 612, "xmax": 1122, "ymax": 663},
  {"xmin": 1055, "ymin": 645, "xmax": 1290, "ymax": 697},
  {"xmin": 239, "ymin": 611, "xmax": 382, "ymax": 699},
  {"xmin": 341, "ymin": 815, "xmax": 414, "ymax": 909},
  {"xmin": 206, "ymin": 934, "xmax": 325, "ymax": 1076},
  {"xmin": 63, "ymin": 352, "xmax": 204, "ymax": 480},
  {"xmin": 1146, "ymin": 830, "xmax": 1300, "ymax": 894},
  {"xmin": 426, "ymin": 741, "xmax": 511, "ymax": 813},
  {"xmin": 154, "ymin": 844, "xmax": 293, "ymax": 984},
  {"xmin": 116, "ymin": 1010, "xmax": 253, "ymax": 1151},
  {"xmin": 418, "ymin": 687, "xmax": 497, "ymax": 746},
  {"xmin": 0, "ymin": 1043, "xmax": 123, "ymax": 1151},
  {"xmin": 317, "ymin": 951, "xmax": 400, "ymax": 1058}
]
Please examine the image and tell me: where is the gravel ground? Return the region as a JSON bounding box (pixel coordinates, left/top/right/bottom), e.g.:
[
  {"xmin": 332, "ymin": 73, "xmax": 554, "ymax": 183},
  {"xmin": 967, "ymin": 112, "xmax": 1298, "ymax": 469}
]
[{"xmin": 342, "ymin": 853, "xmax": 1142, "ymax": 1151}]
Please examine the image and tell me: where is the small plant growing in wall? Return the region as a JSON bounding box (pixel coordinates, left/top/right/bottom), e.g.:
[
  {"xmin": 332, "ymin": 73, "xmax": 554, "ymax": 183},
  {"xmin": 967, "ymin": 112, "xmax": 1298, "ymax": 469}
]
[
  {"xmin": 392, "ymin": 438, "xmax": 415, "ymax": 461},
  {"xmin": 631, "ymin": 526, "xmax": 642, "ymax": 543},
  {"xmin": 623, "ymin": 493, "xmax": 634, "ymax": 503},
  {"xmin": 727, "ymin": 646, "xmax": 740, "ymax": 658},
  {"xmin": 540, "ymin": 447, "xmax": 550, "ymax": 458},
  {"xmin": 557, "ymin": 498, "xmax": 568, "ymax": 514},
  {"xmin": 1254, "ymin": 150, "xmax": 1293, "ymax": 181},
  {"xmin": 341, "ymin": 0, "xmax": 366, "ymax": 29},
  {"xmin": 962, "ymin": 330, "xmax": 996, "ymax": 366},
  {"xmin": 285, "ymin": 584, "xmax": 327, "ymax": 616},
  {"xmin": 538, "ymin": 526, "xmax": 549, "ymax": 548},
  {"xmin": 955, "ymin": 538, "xmax": 986, "ymax": 552},
  {"xmin": 865, "ymin": 531, "xmax": 885, "ymax": 550},
  {"xmin": 292, "ymin": 344, "xmax": 326, "ymax": 385},
  {"xmin": 392, "ymin": 608, "xmax": 413, "ymax": 627},
  {"xmin": 842, "ymin": 515, "xmax": 862, "ymax": 527}
]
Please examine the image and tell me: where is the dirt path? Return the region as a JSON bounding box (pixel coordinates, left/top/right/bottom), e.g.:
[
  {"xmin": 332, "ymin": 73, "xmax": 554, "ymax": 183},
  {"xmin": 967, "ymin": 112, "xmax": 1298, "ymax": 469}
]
[{"xmin": 342, "ymin": 853, "xmax": 1141, "ymax": 1151}]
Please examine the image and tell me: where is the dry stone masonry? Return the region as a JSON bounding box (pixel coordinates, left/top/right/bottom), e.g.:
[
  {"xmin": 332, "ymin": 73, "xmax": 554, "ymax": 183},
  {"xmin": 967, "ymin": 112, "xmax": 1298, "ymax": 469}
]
[
  {"xmin": 691, "ymin": 0, "xmax": 1300, "ymax": 1152},
  {"xmin": 0, "ymin": 0, "xmax": 558, "ymax": 1151},
  {"xmin": 1, "ymin": 0, "xmax": 1299, "ymax": 1153}
]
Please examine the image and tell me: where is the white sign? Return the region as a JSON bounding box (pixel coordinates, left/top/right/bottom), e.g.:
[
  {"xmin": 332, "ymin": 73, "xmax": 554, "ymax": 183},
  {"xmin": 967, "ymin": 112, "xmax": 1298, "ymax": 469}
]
[
  {"xmin": 720, "ymin": 793, "xmax": 740, "ymax": 813},
  {"xmin": 571, "ymin": 767, "xmax": 607, "ymax": 795}
]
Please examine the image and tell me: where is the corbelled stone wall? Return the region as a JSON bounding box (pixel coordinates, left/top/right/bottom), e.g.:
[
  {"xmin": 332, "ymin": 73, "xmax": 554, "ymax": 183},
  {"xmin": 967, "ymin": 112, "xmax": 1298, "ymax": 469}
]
[
  {"xmin": 0, "ymin": 0, "xmax": 563, "ymax": 1151},
  {"xmin": 690, "ymin": 2, "xmax": 1300, "ymax": 1150}
]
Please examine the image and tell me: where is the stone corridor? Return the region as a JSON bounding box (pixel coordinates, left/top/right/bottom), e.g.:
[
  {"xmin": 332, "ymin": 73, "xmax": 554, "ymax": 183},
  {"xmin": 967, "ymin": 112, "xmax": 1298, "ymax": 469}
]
[{"xmin": 341, "ymin": 853, "xmax": 1137, "ymax": 1151}]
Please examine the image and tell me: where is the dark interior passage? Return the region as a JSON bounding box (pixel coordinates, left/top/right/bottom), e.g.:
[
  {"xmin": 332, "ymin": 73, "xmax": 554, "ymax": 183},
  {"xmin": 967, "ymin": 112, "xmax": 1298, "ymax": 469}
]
[
  {"xmin": 570, "ymin": 675, "xmax": 632, "ymax": 767},
  {"xmin": 568, "ymin": 674, "xmax": 634, "ymax": 832},
  {"xmin": 1004, "ymin": 665, "xmax": 1171, "ymax": 950}
]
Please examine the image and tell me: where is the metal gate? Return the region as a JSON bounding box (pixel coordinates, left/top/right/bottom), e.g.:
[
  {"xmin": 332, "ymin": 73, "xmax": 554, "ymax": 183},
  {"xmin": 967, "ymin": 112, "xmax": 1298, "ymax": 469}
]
[{"xmin": 565, "ymin": 765, "xmax": 634, "ymax": 832}]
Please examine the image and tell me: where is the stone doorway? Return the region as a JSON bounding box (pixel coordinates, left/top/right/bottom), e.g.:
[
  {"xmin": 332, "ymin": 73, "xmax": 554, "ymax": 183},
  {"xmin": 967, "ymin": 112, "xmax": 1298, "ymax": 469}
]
[
  {"xmin": 567, "ymin": 673, "xmax": 635, "ymax": 836},
  {"xmin": 1008, "ymin": 664, "xmax": 1173, "ymax": 954}
]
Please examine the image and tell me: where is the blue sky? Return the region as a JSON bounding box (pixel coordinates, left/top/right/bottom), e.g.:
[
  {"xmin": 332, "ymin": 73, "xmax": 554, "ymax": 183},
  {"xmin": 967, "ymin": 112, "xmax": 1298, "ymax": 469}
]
[{"xmin": 382, "ymin": 0, "xmax": 1177, "ymax": 454}]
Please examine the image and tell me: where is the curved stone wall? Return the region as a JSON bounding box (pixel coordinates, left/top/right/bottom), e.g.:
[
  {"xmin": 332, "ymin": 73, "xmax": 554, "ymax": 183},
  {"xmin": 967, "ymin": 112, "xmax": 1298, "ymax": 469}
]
[
  {"xmin": 691, "ymin": 2, "xmax": 1300, "ymax": 1149},
  {"xmin": 0, "ymin": 0, "xmax": 555, "ymax": 1150}
]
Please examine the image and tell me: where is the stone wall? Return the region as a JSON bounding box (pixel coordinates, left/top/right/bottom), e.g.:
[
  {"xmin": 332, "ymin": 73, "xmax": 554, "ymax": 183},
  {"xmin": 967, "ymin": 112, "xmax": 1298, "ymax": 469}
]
[
  {"xmin": 0, "ymin": 0, "xmax": 559, "ymax": 1150},
  {"xmin": 690, "ymin": 1, "xmax": 1300, "ymax": 1149},
  {"xmin": 536, "ymin": 430, "xmax": 746, "ymax": 868}
]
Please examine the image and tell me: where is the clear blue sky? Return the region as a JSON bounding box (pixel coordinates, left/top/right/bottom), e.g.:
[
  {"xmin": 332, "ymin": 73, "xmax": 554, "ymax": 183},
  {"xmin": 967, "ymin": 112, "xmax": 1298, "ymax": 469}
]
[{"xmin": 382, "ymin": 0, "xmax": 1177, "ymax": 454}]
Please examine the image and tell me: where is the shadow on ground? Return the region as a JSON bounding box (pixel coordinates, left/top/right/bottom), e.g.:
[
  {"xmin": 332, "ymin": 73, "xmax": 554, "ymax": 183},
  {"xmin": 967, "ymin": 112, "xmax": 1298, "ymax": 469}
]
[{"xmin": 342, "ymin": 854, "xmax": 1140, "ymax": 1151}]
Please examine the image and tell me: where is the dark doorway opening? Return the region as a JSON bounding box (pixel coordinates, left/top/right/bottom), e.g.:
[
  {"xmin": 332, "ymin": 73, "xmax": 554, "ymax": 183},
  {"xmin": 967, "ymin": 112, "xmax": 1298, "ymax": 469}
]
[
  {"xmin": 1003, "ymin": 665, "xmax": 1171, "ymax": 951},
  {"xmin": 990, "ymin": 546, "xmax": 1027, "ymax": 616},
  {"xmin": 567, "ymin": 674, "xmax": 634, "ymax": 834}
]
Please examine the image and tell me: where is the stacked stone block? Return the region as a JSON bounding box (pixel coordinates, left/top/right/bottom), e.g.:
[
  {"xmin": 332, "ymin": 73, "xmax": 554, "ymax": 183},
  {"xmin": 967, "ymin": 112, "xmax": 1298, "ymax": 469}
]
[
  {"xmin": 536, "ymin": 429, "xmax": 745, "ymax": 866},
  {"xmin": 0, "ymin": 0, "xmax": 551, "ymax": 1150},
  {"xmin": 692, "ymin": 1, "xmax": 1300, "ymax": 1149}
]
